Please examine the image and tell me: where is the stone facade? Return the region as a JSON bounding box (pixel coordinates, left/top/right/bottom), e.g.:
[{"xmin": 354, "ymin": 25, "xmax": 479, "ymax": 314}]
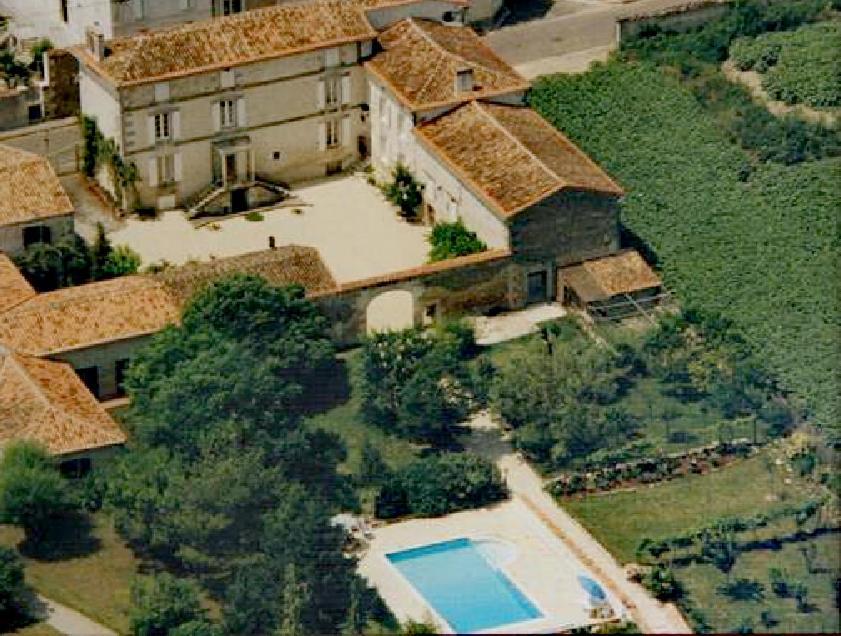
[
  {"xmin": 0, "ymin": 214, "xmax": 74, "ymax": 257},
  {"xmin": 51, "ymin": 334, "xmax": 154, "ymax": 400}
]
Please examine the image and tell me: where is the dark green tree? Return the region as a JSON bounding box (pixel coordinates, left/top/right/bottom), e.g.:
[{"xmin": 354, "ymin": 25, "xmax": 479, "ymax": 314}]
[
  {"xmin": 130, "ymin": 573, "xmax": 214, "ymax": 636},
  {"xmin": 0, "ymin": 546, "xmax": 30, "ymax": 627},
  {"xmin": 0, "ymin": 442, "xmax": 75, "ymax": 542}
]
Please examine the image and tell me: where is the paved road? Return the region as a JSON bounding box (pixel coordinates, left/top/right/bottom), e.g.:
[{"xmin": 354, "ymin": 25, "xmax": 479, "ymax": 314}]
[
  {"xmin": 487, "ymin": 0, "xmax": 712, "ymax": 70},
  {"xmin": 36, "ymin": 595, "xmax": 116, "ymax": 636},
  {"xmin": 464, "ymin": 413, "xmax": 693, "ymax": 634}
]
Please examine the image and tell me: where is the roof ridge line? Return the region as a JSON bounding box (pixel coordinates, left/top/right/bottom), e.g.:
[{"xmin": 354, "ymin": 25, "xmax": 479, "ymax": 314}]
[
  {"xmin": 474, "ymin": 102, "xmax": 563, "ymax": 187},
  {"xmin": 407, "ymin": 18, "xmax": 498, "ymax": 79},
  {"xmin": 5, "ymin": 354, "xmax": 54, "ymax": 410}
]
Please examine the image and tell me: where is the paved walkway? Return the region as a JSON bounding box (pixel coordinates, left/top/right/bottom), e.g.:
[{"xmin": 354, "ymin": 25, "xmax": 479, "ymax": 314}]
[
  {"xmin": 487, "ymin": 0, "xmax": 709, "ymax": 76},
  {"xmin": 470, "ymin": 302, "xmax": 566, "ymax": 345},
  {"xmin": 463, "ymin": 413, "xmax": 692, "ymax": 634},
  {"xmin": 35, "ymin": 595, "xmax": 116, "ymax": 636}
]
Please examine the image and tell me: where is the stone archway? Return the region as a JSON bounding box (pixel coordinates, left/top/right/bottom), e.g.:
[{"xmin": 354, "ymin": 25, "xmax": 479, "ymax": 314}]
[{"xmin": 365, "ymin": 289, "xmax": 415, "ymax": 334}]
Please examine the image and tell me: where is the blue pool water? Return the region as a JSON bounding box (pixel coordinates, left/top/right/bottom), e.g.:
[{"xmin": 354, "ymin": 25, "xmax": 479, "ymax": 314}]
[{"xmin": 387, "ymin": 538, "xmax": 542, "ymax": 633}]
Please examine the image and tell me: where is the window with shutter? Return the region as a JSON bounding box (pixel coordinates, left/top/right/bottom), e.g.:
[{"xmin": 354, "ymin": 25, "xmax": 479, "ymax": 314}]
[
  {"xmin": 325, "ymin": 77, "xmax": 340, "ymax": 107},
  {"xmin": 236, "ymin": 97, "xmax": 247, "ymax": 127},
  {"xmin": 324, "ymin": 48, "xmax": 340, "ymax": 68},
  {"xmin": 219, "ymin": 99, "xmax": 236, "ymax": 128},
  {"xmin": 342, "ymin": 116, "xmax": 351, "ymax": 147},
  {"xmin": 154, "ymin": 82, "xmax": 170, "ymax": 103},
  {"xmin": 341, "ymin": 75, "xmax": 351, "ymax": 105}
]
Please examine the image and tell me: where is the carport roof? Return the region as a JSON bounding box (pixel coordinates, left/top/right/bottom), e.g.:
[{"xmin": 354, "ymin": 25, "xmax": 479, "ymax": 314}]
[{"xmin": 559, "ymin": 250, "xmax": 662, "ymax": 303}]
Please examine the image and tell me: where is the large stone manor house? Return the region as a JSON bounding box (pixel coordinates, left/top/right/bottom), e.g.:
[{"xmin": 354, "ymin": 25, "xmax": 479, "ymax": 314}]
[{"xmin": 0, "ymin": 0, "xmax": 661, "ymax": 464}]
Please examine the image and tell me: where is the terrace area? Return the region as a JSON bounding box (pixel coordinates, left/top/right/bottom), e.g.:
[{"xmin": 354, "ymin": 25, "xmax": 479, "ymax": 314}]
[
  {"xmin": 107, "ymin": 175, "xmax": 431, "ymax": 283},
  {"xmin": 359, "ymin": 498, "xmax": 624, "ymax": 634}
]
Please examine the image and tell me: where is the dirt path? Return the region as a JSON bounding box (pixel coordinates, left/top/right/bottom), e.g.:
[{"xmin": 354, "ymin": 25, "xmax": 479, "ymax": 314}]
[
  {"xmin": 721, "ymin": 60, "xmax": 838, "ymax": 127},
  {"xmin": 35, "ymin": 595, "xmax": 116, "ymax": 636},
  {"xmin": 464, "ymin": 412, "xmax": 692, "ymax": 634}
]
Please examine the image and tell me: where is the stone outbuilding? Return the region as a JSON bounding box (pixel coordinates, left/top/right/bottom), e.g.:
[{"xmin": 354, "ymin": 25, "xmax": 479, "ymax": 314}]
[
  {"xmin": 0, "ymin": 145, "xmax": 74, "ymax": 256},
  {"xmin": 0, "ymin": 345, "xmax": 126, "ymax": 474}
]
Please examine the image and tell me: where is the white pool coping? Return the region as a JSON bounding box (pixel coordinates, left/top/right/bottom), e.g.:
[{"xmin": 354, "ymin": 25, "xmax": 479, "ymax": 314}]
[{"xmin": 359, "ymin": 499, "xmax": 623, "ymax": 634}]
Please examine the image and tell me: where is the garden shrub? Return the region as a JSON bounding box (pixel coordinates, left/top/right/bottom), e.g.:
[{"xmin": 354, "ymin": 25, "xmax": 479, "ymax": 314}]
[
  {"xmin": 717, "ymin": 577, "xmax": 765, "ymax": 601},
  {"xmin": 382, "ymin": 163, "xmax": 423, "ymax": 219},
  {"xmin": 427, "ymin": 220, "xmax": 486, "ymax": 262},
  {"xmin": 130, "ymin": 573, "xmax": 215, "ymax": 636},
  {"xmin": 643, "ymin": 565, "xmax": 683, "ymax": 601},
  {"xmin": 374, "ymin": 452, "xmax": 507, "ymax": 519},
  {"xmin": 0, "ymin": 547, "xmax": 31, "ymax": 628}
]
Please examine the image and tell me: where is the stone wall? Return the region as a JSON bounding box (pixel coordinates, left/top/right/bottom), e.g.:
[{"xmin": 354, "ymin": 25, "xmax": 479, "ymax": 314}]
[
  {"xmin": 311, "ymin": 249, "xmax": 522, "ymax": 347},
  {"xmin": 43, "ymin": 49, "xmax": 80, "ymax": 120},
  {"xmin": 509, "ymin": 190, "xmax": 620, "ymax": 265},
  {"xmin": 0, "ymin": 116, "xmax": 81, "ymax": 176},
  {"xmin": 0, "ymin": 215, "xmax": 74, "ymax": 257},
  {"xmin": 615, "ymin": 0, "xmax": 732, "ymax": 43}
]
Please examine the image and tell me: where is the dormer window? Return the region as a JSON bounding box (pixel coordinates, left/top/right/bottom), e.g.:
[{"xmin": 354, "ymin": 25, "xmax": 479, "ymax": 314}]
[
  {"xmin": 86, "ymin": 27, "xmax": 105, "ymax": 61},
  {"xmin": 455, "ymin": 67, "xmax": 474, "ymax": 93}
]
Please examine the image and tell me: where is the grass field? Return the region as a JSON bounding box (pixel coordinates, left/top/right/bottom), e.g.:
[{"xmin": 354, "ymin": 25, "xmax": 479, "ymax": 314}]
[
  {"xmin": 530, "ymin": 61, "xmax": 840, "ymax": 428},
  {"xmin": 562, "ymin": 453, "xmax": 815, "ymax": 564},
  {"xmin": 304, "ymin": 351, "xmax": 423, "ymax": 511},
  {"xmin": 0, "ymin": 514, "xmax": 139, "ymax": 633},
  {"xmin": 679, "ymin": 532, "xmax": 840, "ymax": 633},
  {"xmin": 481, "ymin": 329, "xmax": 767, "ymax": 455},
  {"xmin": 10, "ymin": 623, "xmax": 62, "ymax": 636}
]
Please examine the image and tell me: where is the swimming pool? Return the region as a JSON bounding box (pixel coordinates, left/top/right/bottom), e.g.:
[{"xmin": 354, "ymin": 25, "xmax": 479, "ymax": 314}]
[{"xmin": 386, "ymin": 537, "xmax": 543, "ymax": 633}]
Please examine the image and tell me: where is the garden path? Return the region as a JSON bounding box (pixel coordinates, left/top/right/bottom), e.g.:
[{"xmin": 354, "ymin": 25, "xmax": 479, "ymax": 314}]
[
  {"xmin": 35, "ymin": 595, "xmax": 116, "ymax": 636},
  {"xmin": 462, "ymin": 412, "xmax": 692, "ymax": 634}
]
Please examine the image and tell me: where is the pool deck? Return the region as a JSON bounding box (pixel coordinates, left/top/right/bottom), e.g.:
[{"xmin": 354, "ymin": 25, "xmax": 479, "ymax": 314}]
[{"xmin": 359, "ymin": 499, "xmax": 624, "ymax": 634}]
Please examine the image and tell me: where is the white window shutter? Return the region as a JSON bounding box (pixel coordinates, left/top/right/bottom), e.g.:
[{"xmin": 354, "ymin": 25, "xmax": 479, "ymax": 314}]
[
  {"xmin": 236, "ymin": 98, "xmax": 247, "ymax": 127},
  {"xmin": 132, "ymin": 0, "xmax": 144, "ymax": 20},
  {"xmin": 212, "ymin": 102, "xmax": 221, "ymax": 132},
  {"xmin": 317, "ymin": 80, "xmax": 325, "ymax": 110},
  {"xmin": 360, "ymin": 40, "xmax": 373, "ymax": 58},
  {"xmin": 342, "ymin": 116, "xmax": 351, "ymax": 147},
  {"xmin": 341, "ymin": 75, "xmax": 351, "ymax": 105},
  {"xmin": 147, "ymin": 115, "xmax": 156, "ymax": 145},
  {"xmin": 147, "ymin": 157, "xmax": 158, "ymax": 187},
  {"xmin": 171, "ymin": 110, "xmax": 181, "ymax": 139},
  {"xmin": 180, "ymin": 0, "xmax": 190, "ymax": 9},
  {"xmin": 317, "ymin": 122, "xmax": 326, "ymax": 151},
  {"xmin": 173, "ymin": 153, "xmax": 183, "ymax": 182}
]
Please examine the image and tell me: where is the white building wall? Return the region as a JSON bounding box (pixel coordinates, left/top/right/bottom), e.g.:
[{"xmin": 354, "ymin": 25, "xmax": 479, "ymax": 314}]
[
  {"xmin": 52, "ymin": 334, "xmax": 155, "ymax": 399},
  {"xmin": 413, "ymin": 140, "xmax": 509, "ymax": 248},
  {"xmin": 88, "ymin": 42, "xmax": 372, "ymax": 208},
  {"xmin": 79, "ymin": 69, "xmax": 123, "ymax": 144},
  {"xmin": 1, "ymin": 0, "xmax": 289, "ymax": 47},
  {"xmin": 365, "ymin": 0, "xmax": 466, "ymax": 30},
  {"xmin": 465, "ymin": 0, "xmax": 504, "ymax": 25}
]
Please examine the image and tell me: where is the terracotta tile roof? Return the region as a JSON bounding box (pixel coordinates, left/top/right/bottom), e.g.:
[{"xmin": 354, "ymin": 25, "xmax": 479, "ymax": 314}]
[
  {"xmin": 0, "ymin": 276, "xmax": 180, "ymax": 357},
  {"xmin": 75, "ymin": 0, "xmax": 381, "ymax": 86},
  {"xmin": 0, "ymin": 253, "xmax": 36, "ymax": 313},
  {"xmin": 559, "ymin": 250, "xmax": 662, "ymax": 303},
  {"xmin": 0, "ymin": 145, "xmax": 74, "ymax": 227},
  {"xmin": 414, "ymin": 101, "xmax": 624, "ymax": 217},
  {"xmin": 367, "ymin": 19, "xmax": 529, "ymax": 111},
  {"xmin": 155, "ymin": 246, "xmax": 338, "ymax": 305},
  {"xmin": 0, "ymin": 347, "xmax": 126, "ymax": 455}
]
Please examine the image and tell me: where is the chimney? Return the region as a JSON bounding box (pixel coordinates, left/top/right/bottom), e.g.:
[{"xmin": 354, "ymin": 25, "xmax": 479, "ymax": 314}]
[
  {"xmin": 86, "ymin": 26, "xmax": 105, "ymax": 62},
  {"xmin": 455, "ymin": 67, "xmax": 474, "ymax": 93}
]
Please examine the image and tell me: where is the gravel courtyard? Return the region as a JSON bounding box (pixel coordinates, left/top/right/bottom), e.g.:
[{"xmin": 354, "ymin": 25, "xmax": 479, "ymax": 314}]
[{"xmin": 108, "ymin": 175, "xmax": 431, "ymax": 283}]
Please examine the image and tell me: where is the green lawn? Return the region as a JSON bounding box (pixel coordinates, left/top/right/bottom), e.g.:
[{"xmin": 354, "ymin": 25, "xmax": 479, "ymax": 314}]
[
  {"xmin": 304, "ymin": 351, "xmax": 422, "ymax": 511},
  {"xmin": 562, "ymin": 453, "xmax": 815, "ymax": 564},
  {"xmin": 0, "ymin": 514, "xmax": 139, "ymax": 633},
  {"xmin": 10, "ymin": 623, "xmax": 62, "ymax": 636},
  {"xmin": 678, "ymin": 533, "xmax": 840, "ymax": 633}
]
